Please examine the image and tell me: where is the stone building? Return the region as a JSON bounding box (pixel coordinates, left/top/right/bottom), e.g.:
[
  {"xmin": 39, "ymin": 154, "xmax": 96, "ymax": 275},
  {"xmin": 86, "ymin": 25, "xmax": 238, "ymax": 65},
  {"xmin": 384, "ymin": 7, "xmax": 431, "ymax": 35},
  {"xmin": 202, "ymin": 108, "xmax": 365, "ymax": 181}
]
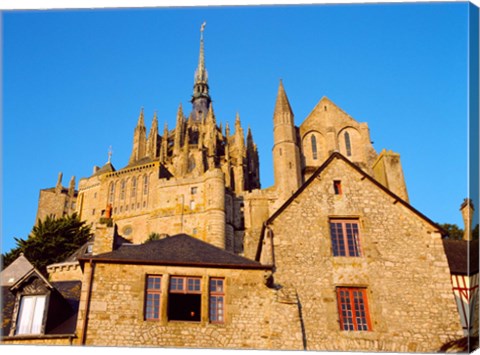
[{"xmin": 2, "ymin": 25, "xmax": 471, "ymax": 352}]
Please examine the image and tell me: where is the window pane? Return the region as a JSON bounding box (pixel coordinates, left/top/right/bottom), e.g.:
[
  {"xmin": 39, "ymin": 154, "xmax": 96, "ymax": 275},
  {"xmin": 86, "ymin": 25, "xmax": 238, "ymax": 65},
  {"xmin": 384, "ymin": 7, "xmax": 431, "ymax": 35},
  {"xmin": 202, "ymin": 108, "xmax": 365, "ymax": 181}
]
[{"xmin": 16, "ymin": 295, "xmax": 46, "ymax": 335}]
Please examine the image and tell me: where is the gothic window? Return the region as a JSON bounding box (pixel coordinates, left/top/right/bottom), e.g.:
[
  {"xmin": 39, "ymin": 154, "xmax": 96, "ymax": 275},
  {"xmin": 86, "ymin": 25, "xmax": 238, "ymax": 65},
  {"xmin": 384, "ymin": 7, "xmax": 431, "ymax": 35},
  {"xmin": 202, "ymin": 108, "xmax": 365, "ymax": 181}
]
[
  {"xmin": 143, "ymin": 175, "xmax": 149, "ymax": 195},
  {"xmin": 168, "ymin": 276, "xmax": 202, "ymax": 322},
  {"xmin": 108, "ymin": 182, "xmax": 115, "ymax": 203},
  {"xmin": 329, "ymin": 220, "xmax": 361, "ymax": 257},
  {"xmin": 209, "ymin": 278, "xmax": 225, "ymax": 323},
  {"xmin": 311, "ymin": 135, "xmax": 318, "ymax": 160},
  {"xmin": 344, "ymin": 132, "xmax": 352, "ymax": 157},
  {"xmin": 120, "ymin": 180, "xmax": 126, "ymax": 200},
  {"xmin": 131, "ymin": 177, "xmax": 137, "ymax": 198},
  {"xmin": 336, "ymin": 288, "xmax": 371, "ymax": 331},
  {"xmin": 145, "ymin": 275, "xmax": 162, "ymax": 321},
  {"xmin": 15, "ymin": 295, "xmax": 47, "ymax": 335}
]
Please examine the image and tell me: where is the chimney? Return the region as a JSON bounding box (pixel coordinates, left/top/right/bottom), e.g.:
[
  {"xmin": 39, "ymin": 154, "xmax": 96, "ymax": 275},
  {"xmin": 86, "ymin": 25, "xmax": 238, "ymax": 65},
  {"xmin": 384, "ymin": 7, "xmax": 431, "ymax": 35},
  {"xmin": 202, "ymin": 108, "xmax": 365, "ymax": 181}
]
[{"xmin": 460, "ymin": 198, "xmax": 474, "ymax": 241}]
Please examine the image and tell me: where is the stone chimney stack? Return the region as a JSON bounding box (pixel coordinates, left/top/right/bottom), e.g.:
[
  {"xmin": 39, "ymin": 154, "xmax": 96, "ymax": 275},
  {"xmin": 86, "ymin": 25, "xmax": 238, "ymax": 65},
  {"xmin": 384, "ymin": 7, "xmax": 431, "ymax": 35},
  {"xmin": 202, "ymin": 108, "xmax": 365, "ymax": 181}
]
[{"xmin": 460, "ymin": 198, "xmax": 474, "ymax": 241}]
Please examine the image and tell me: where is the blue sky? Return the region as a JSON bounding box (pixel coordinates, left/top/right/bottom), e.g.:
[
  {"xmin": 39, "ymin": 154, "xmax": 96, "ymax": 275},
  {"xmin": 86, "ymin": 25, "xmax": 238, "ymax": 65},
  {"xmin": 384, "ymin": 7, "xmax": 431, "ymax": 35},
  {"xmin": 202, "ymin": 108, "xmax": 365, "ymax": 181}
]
[{"xmin": 1, "ymin": 2, "xmax": 474, "ymax": 253}]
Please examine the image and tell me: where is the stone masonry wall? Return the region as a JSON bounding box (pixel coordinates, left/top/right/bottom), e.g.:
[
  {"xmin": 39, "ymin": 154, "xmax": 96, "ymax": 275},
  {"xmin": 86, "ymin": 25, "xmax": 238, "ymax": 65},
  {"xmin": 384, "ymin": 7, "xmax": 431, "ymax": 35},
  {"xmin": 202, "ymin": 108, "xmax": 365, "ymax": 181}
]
[
  {"xmin": 74, "ymin": 263, "xmax": 300, "ymax": 349},
  {"xmin": 265, "ymin": 156, "xmax": 463, "ymax": 352}
]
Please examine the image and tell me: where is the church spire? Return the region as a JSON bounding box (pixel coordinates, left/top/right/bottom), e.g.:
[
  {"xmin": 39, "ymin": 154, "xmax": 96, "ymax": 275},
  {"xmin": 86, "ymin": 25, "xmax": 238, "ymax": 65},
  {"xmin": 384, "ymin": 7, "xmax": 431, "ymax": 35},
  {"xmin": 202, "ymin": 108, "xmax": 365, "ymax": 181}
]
[{"xmin": 191, "ymin": 22, "xmax": 211, "ymax": 123}]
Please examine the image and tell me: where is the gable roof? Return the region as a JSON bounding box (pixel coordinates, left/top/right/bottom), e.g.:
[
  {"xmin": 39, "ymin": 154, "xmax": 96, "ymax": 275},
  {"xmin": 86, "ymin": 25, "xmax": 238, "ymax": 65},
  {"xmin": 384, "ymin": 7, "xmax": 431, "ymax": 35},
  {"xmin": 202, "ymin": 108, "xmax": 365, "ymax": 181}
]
[
  {"xmin": 443, "ymin": 239, "xmax": 479, "ymax": 275},
  {"xmin": 79, "ymin": 234, "xmax": 270, "ymax": 270},
  {"xmin": 1, "ymin": 254, "xmax": 34, "ymax": 287},
  {"xmin": 256, "ymin": 152, "xmax": 447, "ymax": 260}
]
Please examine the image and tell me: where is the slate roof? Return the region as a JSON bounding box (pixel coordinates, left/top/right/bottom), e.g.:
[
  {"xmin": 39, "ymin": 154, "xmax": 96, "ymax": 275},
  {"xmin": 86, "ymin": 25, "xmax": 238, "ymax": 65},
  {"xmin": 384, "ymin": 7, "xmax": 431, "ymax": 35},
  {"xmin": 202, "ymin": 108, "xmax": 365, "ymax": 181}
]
[
  {"xmin": 443, "ymin": 239, "xmax": 479, "ymax": 275},
  {"xmin": 0, "ymin": 254, "xmax": 34, "ymax": 286},
  {"xmin": 79, "ymin": 234, "xmax": 270, "ymax": 269},
  {"xmin": 93, "ymin": 162, "xmax": 116, "ymax": 176}
]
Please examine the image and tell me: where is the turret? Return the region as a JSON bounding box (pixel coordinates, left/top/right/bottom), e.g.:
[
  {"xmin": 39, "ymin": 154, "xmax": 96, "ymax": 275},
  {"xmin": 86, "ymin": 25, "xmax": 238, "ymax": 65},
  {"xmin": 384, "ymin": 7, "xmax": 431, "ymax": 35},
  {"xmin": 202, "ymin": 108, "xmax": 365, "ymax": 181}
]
[
  {"xmin": 272, "ymin": 80, "xmax": 302, "ymax": 199},
  {"xmin": 204, "ymin": 169, "xmax": 226, "ymax": 249},
  {"xmin": 129, "ymin": 108, "xmax": 147, "ymax": 164}
]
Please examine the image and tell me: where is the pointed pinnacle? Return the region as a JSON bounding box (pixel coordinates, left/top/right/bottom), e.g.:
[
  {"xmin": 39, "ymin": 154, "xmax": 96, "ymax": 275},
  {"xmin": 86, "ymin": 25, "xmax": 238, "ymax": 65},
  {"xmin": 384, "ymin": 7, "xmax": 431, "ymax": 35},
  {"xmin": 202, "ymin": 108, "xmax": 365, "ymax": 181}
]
[
  {"xmin": 274, "ymin": 79, "xmax": 293, "ymax": 117},
  {"xmin": 137, "ymin": 107, "xmax": 145, "ymax": 126}
]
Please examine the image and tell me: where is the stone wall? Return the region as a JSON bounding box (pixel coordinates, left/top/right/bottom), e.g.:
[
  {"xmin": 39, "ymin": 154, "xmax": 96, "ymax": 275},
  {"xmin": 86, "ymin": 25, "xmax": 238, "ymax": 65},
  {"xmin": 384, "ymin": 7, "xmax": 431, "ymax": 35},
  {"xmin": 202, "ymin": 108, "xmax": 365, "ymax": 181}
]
[
  {"xmin": 74, "ymin": 262, "xmax": 300, "ymax": 349},
  {"xmin": 263, "ymin": 156, "xmax": 463, "ymax": 352}
]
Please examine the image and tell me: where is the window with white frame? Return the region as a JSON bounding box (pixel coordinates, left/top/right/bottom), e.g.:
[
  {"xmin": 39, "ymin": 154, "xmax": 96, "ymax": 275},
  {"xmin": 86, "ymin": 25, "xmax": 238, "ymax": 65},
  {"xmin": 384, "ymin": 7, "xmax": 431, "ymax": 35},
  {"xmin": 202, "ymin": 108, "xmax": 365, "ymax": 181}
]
[{"xmin": 15, "ymin": 295, "xmax": 47, "ymax": 335}]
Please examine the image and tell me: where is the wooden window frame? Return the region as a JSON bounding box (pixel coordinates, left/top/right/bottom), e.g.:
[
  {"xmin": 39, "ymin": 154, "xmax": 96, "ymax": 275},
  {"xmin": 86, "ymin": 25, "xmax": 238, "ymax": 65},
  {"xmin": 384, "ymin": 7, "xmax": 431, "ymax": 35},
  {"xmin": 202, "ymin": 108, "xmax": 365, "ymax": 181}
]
[
  {"xmin": 145, "ymin": 275, "xmax": 162, "ymax": 321},
  {"xmin": 329, "ymin": 219, "xmax": 362, "ymax": 257},
  {"xmin": 209, "ymin": 278, "xmax": 225, "ymax": 324},
  {"xmin": 336, "ymin": 287, "xmax": 372, "ymax": 331},
  {"xmin": 333, "ymin": 180, "xmax": 342, "ymax": 195},
  {"xmin": 169, "ymin": 276, "xmax": 201, "ymax": 294}
]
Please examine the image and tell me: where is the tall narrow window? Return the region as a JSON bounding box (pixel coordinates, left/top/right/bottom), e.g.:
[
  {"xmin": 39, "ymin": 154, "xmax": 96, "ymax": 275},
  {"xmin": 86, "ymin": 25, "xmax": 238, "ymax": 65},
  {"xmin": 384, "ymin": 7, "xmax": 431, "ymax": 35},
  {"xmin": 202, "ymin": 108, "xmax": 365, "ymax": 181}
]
[
  {"xmin": 143, "ymin": 175, "xmax": 149, "ymax": 195},
  {"xmin": 330, "ymin": 220, "xmax": 361, "ymax": 257},
  {"xmin": 131, "ymin": 177, "xmax": 137, "ymax": 198},
  {"xmin": 311, "ymin": 135, "xmax": 318, "ymax": 160},
  {"xmin": 108, "ymin": 183, "xmax": 115, "ymax": 203},
  {"xmin": 145, "ymin": 275, "xmax": 162, "ymax": 321},
  {"xmin": 334, "ymin": 180, "xmax": 342, "ymax": 195},
  {"xmin": 120, "ymin": 180, "xmax": 126, "ymax": 200},
  {"xmin": 209, "ymin": 278, "xmax": 225, "ymax": 323},
  {"xmin": 344, "ymin": 132, "xmax": 352, "ymax": 157},
  {"xmin": 336, "ymin": 288, "xmax": 371, "ymax": 331},
  {"xmin": 16, "ymin": 295, "xmax": 46, "ymax": 335},
  {"xmin": 168, "ymin": 276, "xmax": 201, "ymax": 322}
]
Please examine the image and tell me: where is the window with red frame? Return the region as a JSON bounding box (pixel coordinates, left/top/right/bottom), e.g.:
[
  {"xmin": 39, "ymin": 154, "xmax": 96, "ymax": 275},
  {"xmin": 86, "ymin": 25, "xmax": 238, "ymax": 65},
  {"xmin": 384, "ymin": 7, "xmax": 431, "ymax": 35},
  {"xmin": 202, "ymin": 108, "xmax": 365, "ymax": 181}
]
[
  {"xmin": 145, "ymin": 275, "xmax": 161, "ymax": 320},
  {"xmin": 209, "ymin": 278, "xmax": 225, "ymax": 323},
  {"xmin": 168, "ymin": 276, "xmax": 201, "ymax": 322},
  {"xmin": 329, "ymin": 220, "xmax": 361, "ymax": 257},
  {"xmin": 336, "ymin": 287, "xmax": 371, "ymax": 331}
]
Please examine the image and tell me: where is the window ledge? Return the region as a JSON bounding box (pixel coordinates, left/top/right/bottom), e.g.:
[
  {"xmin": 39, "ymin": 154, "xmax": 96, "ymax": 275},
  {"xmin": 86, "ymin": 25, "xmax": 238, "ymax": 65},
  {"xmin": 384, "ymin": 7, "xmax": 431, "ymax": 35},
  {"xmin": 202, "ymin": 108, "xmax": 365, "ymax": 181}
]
[{"xmin": 2, "ymin": 333, "xmax": 76, "ymax": 341}]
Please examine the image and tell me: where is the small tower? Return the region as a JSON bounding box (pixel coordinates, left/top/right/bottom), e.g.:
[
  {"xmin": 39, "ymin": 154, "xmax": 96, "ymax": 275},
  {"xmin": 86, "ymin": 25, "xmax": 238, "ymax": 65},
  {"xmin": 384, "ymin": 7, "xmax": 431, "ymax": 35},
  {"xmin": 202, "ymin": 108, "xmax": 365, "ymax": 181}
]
[
  {"xmin": 191, "ymin": 22, "xmax": 211, "ymax": 123},
  {"xmin": 129, "ymin": 108, "xmax": 147, "ymax": 164},
  {"xmin": 272, "ymin": 80, "xmax": 302, "ymax": 199}
]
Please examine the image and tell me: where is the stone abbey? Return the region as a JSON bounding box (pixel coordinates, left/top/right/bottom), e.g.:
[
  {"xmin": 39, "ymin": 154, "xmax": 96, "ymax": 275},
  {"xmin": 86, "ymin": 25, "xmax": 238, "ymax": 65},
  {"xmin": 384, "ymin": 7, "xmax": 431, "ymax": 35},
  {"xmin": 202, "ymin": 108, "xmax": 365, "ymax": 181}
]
[{"xmin": 2, "ymin": 25, "xmax": 475, "ymax": 352}]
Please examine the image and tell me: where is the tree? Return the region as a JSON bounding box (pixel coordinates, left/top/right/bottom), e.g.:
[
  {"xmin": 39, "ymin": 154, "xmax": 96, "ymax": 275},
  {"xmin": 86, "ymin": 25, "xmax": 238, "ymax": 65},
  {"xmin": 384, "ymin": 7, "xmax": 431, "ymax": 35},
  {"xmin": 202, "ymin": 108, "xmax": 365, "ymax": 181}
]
[
  {"xmin": 438, "ymin": 223, "xmax": 464, "ymax": 240},
  {"xmin": 1, "ymin": 213, "xmax": 92, "ymax": 276},
  {"xmin": 144, "ymin": 232, "xmax": 162, "ymax": 243}
]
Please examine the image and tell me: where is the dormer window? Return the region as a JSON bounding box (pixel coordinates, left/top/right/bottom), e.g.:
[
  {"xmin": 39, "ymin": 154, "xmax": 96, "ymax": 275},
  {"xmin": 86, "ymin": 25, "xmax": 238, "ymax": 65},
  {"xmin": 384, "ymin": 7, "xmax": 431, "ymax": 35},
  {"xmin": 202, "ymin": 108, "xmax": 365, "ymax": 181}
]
[{"xmin": 16, "ymin": 295, "xmax": 47, "ymax": 335}]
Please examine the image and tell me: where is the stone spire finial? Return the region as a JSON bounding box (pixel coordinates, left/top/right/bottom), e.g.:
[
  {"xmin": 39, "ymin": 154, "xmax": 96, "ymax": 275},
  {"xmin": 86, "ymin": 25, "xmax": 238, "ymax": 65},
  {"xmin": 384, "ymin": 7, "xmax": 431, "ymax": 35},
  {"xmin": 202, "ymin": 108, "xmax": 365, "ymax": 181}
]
[
  {"xmin": 68, "ymin": 176, "xmax": 76, "ymax": 197},
  {"xmin": 56, "ymin": 172, "xmax": 63, "ymax": 193},
  {"xmin": 137, "ymin": 107, "xmax": 145, "ymax": 127},
  {"xmin": 460, "ymin": 198, "xmax": 475, "ymax": 241},
  {"xmin": 195, "ymin": 21, "xmax": 208, "ymax": 85},
  {"xmin": 107, "ymin": 146, "xmax": 113, "ymax": 163}
]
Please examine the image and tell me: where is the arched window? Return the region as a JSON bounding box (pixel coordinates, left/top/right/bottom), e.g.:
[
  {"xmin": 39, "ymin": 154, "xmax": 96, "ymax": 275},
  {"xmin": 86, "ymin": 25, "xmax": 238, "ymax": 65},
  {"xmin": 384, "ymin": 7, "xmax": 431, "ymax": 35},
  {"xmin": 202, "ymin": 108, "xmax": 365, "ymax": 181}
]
[
  {"xmin": 311, "ymin": 135, "xmax": 318, "ymax": 160},
  {"xmin": 344, "ymin": 132, "xmax": 352, "ymax": 157},
  {"xmin": 143, "ymin": 175, "xmax": 149, "ymax": 195},
  {"xmin": 108, "ymin": 182, "xmax": 115, "ymax": 203},
  {"xmin": 120, "ymin": 180, "xmax": 126, "ymax": 200},
  {"xmin": 131, "ymin": 177, "xmax": 137, "ymax": 198}
]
